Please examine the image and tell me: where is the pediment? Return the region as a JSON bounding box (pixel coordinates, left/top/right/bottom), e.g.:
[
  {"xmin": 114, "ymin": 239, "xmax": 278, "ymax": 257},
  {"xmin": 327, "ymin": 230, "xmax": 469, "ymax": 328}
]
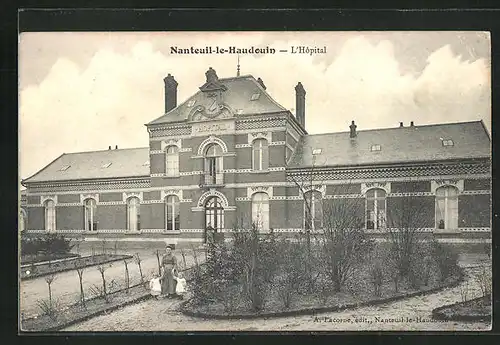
[{"xmin": 199, "ymin": 81, "xmax": 228, "ymax": 92}]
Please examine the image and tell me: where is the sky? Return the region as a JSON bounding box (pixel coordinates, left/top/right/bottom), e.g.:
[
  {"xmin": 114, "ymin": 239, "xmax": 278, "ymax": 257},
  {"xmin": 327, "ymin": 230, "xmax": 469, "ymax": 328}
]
[{"xmin": 19, "ymin": 31, "xmax": 491, "ymax": 182}]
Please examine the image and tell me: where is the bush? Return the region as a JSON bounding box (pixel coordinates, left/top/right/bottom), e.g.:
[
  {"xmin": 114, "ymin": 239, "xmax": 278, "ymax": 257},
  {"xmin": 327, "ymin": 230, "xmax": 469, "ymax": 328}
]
[
  {"xmin": 21, "ymin": 233, "xmax": 74, "ymax": 257},
  {"xmin": 370, "ymin": 262, "xmax": 383, "ymax": 297},
  {"xmin": 431, "ymin": 239, "xmax": 459, "ymax": 282}
]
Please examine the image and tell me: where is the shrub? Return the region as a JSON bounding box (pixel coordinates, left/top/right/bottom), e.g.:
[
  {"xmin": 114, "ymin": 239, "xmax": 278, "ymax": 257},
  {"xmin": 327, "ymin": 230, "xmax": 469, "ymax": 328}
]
[
  {"xmin": 36, "ymin": 298, "xmax": 61, "ymax": 321},
  {"xmin": 475, "ymin": 266, "xmax": 492, "ymax": 300},
  {"xmin": 431, "ymin": 239, "xmax": 459, "ymax": 282},
  {"xmin": 370, "ymin": 262, "xmax": 383, "ymax": 297}
]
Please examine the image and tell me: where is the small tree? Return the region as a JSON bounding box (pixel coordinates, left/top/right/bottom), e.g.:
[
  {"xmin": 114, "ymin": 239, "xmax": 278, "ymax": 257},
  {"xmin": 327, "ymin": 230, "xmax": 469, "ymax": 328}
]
[
  {"xmin": 45, "ymin": 274, "xmax": 56, "ymax": 310},
  {"xmin": 123, "ymin": 259, "xmax": 130, "ymax": 293},
  {"xmin": 155, "ymin": 249, "xmax": 162, "ymax": 276},
  {"xmin": 320, "ymin": 196, "xmax": 371, "ymax": 292},
  {"xmin": 74, "ymin": 262, "xmax": 86, "ymax": 307},
  {"xmin": 370, "ymin": 262, "xmax": 383, "ymax": 297},
  {"xmin": 101, "ymin": 240, "xmax": 107, "ymax": 255},
  {"xmin": 134, "ymin": 253, "xmax": 144, "ymax": 284},
  {"xmin": 97, "ymin": 265, "xmax": 109, "ymax": 301},
  {"xmin": 179, "ymin": 248, "xmax": 187, "ymax": 271}
]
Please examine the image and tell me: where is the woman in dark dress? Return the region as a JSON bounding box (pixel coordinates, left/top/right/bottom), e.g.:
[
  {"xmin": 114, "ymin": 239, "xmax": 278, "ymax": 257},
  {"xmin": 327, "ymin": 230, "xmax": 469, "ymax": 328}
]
[{"xmin": 161, "ymin": 245, "xmax": 178, "ymax": 298}]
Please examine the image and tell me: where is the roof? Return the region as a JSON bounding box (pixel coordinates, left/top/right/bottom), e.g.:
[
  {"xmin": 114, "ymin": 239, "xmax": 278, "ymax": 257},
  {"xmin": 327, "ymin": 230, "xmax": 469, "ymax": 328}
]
[
  {"xmin": 287, "ymin": 121, "xmax": 491, "ymax": 168},
  {"xmin": 23, "ymin": 147, "xmax": 150, "ymax": 183},
  {"xmin": 147, "ymin": 75, "xmax": 287, "ymax": 125}
]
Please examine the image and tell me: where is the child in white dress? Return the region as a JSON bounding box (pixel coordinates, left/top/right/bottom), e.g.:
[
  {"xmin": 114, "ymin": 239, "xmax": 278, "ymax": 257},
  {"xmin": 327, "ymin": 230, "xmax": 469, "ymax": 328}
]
[
  {"xmin": 172, "ymin": 270, "xmax": 187, "ymax": 299},
  {"xmin": 149, "ymin": 274, "xmax": 162, "ymax": 299}
]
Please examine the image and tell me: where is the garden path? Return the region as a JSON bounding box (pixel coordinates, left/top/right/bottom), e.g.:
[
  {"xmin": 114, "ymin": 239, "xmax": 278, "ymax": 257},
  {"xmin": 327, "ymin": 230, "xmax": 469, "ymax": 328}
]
[
  {"xmin": 63, "ymin": 254, "xmax": 491, "ymax": 332},
  {"xmin": 20, "ymin": 248, "xmax": 206, "ymax": 319}
]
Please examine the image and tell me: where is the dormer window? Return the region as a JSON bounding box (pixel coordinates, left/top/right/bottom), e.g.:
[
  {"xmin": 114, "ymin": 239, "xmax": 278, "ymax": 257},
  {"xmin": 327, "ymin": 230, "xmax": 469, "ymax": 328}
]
[
  {"xmin": 442, "ymin": 139, "xmax": 454, "ymax": 147},
  {"xmin": 187, "ymin": 99, "xmax": 196, "ymax": 107},
  {"xmin": 370, "ymin": 144, "xmax": 381, "ymax": 152},
  {"xmin": 142, "ymin": 161, "xmax": 150, "ymax": 166},
  {"xmin": 250, "ymin": 93, "xmax": 260, "ymax": 101},
  {"xmin": 59, "ymin": 165, "xmax": 71, "ymax": 171},
  {"xmin": 312, "ymin": 149, "xmax": 322, "ymax": 155},
  {"xmin": 101, "ymin": 163, "xmax": 112, "ymax": 168}
]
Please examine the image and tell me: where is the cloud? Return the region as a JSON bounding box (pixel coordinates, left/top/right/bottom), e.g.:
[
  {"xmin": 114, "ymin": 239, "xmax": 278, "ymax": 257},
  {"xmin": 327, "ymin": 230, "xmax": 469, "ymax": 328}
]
[{"xmin": 19, "ymin": 34, "xmax": 490, "ymax": 180}]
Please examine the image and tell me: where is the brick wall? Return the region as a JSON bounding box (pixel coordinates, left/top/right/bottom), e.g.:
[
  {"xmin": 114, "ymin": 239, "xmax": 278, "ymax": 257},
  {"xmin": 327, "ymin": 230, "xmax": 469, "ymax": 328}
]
[
  {"xmin": 99, "ymin": 192, "xmax": 123, "ymax": 202},
  {"xmin": 390, "ymin": 181, "xmax": 431, "ymax": 193},
  {"xmin": 58, "ymin": 194, "xmax": 80, "ymax": 203},
  {"xmin": 386, "ymin": 195, "xmax": 435, "ymax": 228},
  {"xmin": 97, "ymin": 205, "xmax": 126, "ymax": 229},
  {"xmin": 56, "ymin": 206, "xmax": 83, "ymax": 230},
  {"xmin": 459, "ymin": 194, "xmax": 491, "ymax": 227},
  {"xmin": 464, "ymin": 179, "xmax": 491, "ymax": 191},
  {"xmin": 27, "ymin": 206, "xmax": 44, "ymax": 230}
]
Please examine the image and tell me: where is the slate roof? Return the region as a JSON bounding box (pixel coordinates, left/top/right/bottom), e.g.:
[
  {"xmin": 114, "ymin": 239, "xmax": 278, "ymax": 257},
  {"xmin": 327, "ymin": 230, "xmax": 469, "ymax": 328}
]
[
  {"xmin": 22, "ymin": 147, "xmax": 150, "ymax": 183},
  {"xmin": 147, "ymin": 75, "xmax": 287, "ymax": 125},
  {"xmin": 287, "ymin": 121, "xmax": 491, "ymax": 168}
]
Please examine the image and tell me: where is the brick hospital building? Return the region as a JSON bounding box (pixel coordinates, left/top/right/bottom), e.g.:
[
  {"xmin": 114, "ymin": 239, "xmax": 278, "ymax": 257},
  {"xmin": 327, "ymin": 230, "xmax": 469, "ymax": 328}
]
[{"xmin": 20, "ymin": 67, "xmax": 492, "ymax": 246}]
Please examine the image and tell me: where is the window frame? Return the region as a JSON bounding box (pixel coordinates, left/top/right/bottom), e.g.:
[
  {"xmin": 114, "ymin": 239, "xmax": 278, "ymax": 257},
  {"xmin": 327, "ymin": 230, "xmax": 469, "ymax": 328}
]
[
  {"xmin": 251, "ymin": 192, "xmax": 270, "ymax": 232},
  {"xmin": 83, "ymin": 198, "xmax": 97, "ymax": 231},
  {"xmin": 165, "ymin": 195, "xmax": 180, "ymax": 231},
  {"xmin": 365, "ymin": 188, "xmax": 386, "ymax": 231},
  {"xmin": 252, "ymin": 138, "xmax": 269, "ymax": 172},
  {"xmin": 435, "ymin": 185, "xmax": 459, "ymax": 230},
  {"xmin": 126, "ymin": 197, "xmax": 141, "ymax": 231},
  {"xmin": 44, "ymin": 199, "xmax": 56, "ymax": 232},
  {"xmin": 165, "ymin": 145, "xmax": 180, "ymax": 177},
  {"xmin": 303, "ymin": 190, "xmax": 323, "ymax": 231}
]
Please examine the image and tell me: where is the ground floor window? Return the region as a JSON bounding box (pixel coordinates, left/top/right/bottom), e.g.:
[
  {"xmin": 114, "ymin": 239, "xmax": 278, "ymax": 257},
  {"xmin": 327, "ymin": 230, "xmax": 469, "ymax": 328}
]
[
  {"xmin": 84, "ymin": 198, "xmax": 97, "ymax": 231},
  {"xmin": 165, "ymin": 195, "xmax": 180, "ymax": 231},
  {"xmin": 435, "ymin": 185, "xmax": 458, "ymax": 230},
  {"xmin": 252, "ymin": 192, "xmax": 269, "ymax": 231},
  {"xmin": 44, "ymin": 200, "xmax": 56, "ymax": 231},
  {"xmin": 127, "ymin": 197, "xmax": 141, "ymax": 231},
  {"xmin": 366, "ymin": 188, "xmax": 386, "ymax": 230},
  {"xmin": 205, "ymin": 196, "xmax": 224, "ymax": 242},
  {"xmin": 304, "ymin": 190, "xmax": 323, "ymax": 231},
  {"xmin": 20, "ymin": 208, "xmax": 26, "ymax": 232}
]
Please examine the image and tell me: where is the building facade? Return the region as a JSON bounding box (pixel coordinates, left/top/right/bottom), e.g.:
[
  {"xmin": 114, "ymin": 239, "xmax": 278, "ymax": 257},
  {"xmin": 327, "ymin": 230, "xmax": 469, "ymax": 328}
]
[{"xmin": 20, "ymin": 67, "xmax": 492, "ymax": 246}]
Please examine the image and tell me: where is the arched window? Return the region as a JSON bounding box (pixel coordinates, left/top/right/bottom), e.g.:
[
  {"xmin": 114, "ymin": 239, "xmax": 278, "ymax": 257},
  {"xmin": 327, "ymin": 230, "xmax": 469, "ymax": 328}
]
[
  {"xmin": 435, "ymin": 186, "xmax": 458, "ymax": 230},
  {"xmin": 127, "ymin": 197, "xmax": 141, "ymax": 231},
  {"xmin": 252, "ymin": 138, "xmax": 269, "ymax": 171},
  {"xmin": 304, "ymin": 190, "xmax": 323, "ymax": 231},
  {"xmin": 252, "ymin": 192, "xmax": 270, "ymax": 231},
  {"xmin": 165, "ymin": 145, "xmax": 179, "ymax": 176},
  {"xmin": 205, "ymin": 196, "xmax": 224, "ymax": 233},
  {"xmin": 165, "ymin": 195, "xmax": 180, "ymax": 231},
  {"xmin": 366, "ymin": 188, "xmax": 386, "ymax": 230},
  {"xmin": 204, "ymin": 143, "xmax": 223, "ymax": 185},
  {"xmin": 20, "ymin": 208, "xmax": 27, "ymax": 232},
  {"xmin": 44, "ymin": 200, "xmax": 56, "ymax": 232},
  {"xmin": 84, "ymin": 198, "xmax": 97, "ymax": 231}
]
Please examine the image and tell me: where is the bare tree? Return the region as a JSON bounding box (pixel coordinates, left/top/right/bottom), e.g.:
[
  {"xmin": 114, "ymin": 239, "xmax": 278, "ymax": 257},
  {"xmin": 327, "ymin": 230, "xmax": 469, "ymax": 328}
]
[
  {"xmin": 44, "ymin": 274, "xmax": 56, "ymax": 310},
  {"xmin": 386, "ymin": 179, "xmax": 432, "ymax": 279},
  {"xmin": 134, "ymin": 253, "xmax": 144, "ymax": 283},
  {"xmin": 320, "ymin": 191, "xmax": 369, "ymax": 292},
  {"xmin": 123, "ymin": 259, "xmax": 130, "ymax": 293},
  {"xmin": 155, "ymin": 249, "xmax": 162, "ymax": 276},
  {"xmin": 74, "ymin": 262, "xmax": 86, "ymax": 307}
]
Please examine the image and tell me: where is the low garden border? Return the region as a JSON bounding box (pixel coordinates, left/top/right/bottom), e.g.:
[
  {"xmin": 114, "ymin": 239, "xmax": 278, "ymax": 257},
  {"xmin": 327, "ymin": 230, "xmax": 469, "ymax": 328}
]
[
  {"xmin": 432, "ymin": 296, "xmax": 491, "ymax": 322},
  {"xmin": 180, "ymin": 270, "xmax": 465, "ymax": 320},
  {"xmin": 20, "ymin": 254, "xmax": 133, "ymax": 280},
  {"xmin": 21, "ymin": 253, "xmax": 80, "ymax": 266},
  {"xmin": 21, "ymin": 263, "xmax": 204, "ymax": 332}
]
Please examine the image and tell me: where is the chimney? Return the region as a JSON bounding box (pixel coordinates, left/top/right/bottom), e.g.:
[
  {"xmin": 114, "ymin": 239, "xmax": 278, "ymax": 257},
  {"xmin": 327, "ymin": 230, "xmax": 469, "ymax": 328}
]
[
  {"xmin": 350, "ymin": 120, "xmax": 357, "ymax": 138},
  {"xmin": 257, "ymin": 77, "xmax": 266, "ymax": 90},
  {"xmin": 163, "ymin": 73, "xmax": 178, "ymax": 114},
  {"xmin": 108, "ymin": 146, "xmax": 111, "ymax": 150},
  {"xmin": 399, "ymin": 122, "xmax": 404, "ymax": 127},
  {"xmin": 410, "ymin": 121, "xmax": 414, "ymax": 127},
  {"xmin": 205, "ymin": 67, "xmax": 219, "ymax": 83},
  {"xmin": 295, "ymin": 82, "xmax": 306, "ymax": 129},
  {"xmin": 115, "ymin": 145, "xmax": 118, "ymax": 149}
]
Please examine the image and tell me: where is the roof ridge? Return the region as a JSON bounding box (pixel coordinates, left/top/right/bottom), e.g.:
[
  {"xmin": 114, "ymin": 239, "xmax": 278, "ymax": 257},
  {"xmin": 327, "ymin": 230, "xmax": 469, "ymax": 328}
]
[
  {"xmin": 304, "ymin": 120, "xmax": 484, "ymax": 137},
  {"xmin": 62, "ymin": 147, "xmax": 149, "ymax": 155}
]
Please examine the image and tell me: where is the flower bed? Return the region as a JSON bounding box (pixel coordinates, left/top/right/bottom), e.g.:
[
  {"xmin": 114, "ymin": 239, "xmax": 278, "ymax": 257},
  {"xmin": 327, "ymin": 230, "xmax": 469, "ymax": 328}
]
[
  {"xmin": 181, "ymin": 271, "xmax": 464, "ymax": 319},
  {"xmin": 21, "ymin": 253, "xmax": 80, "ymax": 265},
  {"xmin": 21, "ymin": 283, "xmax": 152, "ymax": 332},
  {"xmin": 20, "ymin": 254, "xmax": 133, "ymax": 280},
  {"xmin": 20, "ymin": 263, "xmax": 205, "ymax": 332},
  {"xmin": 432, "ymin": 296, "xmax": 491, "ymax": 322}
]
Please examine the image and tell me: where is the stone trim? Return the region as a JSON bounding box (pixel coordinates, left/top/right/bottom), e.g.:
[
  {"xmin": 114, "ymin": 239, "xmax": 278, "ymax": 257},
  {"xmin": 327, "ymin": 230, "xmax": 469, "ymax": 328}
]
[
  {"xmin": 269, "ymin": 141, "xmax": 286, "ymax": 146},
  {"xmin": 197, "ymin": 135, "xmax": 228, "ymax": 155},
  {"xmin": 40, "ymin": 195, "xmax": 57, "ymax": 205},
  {"xmin": 431, "ymin": 179, "xmax": 464, "ymax": 194},
  {"xmin": 461, "ymin": 190, "xmax": 491, "ymax": 195},
  {"xmin": 97, "ymin": 201, "xmax": 126, "ymax": 206},
  {"xmin": 81, "ymin": 193, "xmax": 99, "ymax": 203},
  {"xmin": 361, "ymin": 182, "xmax": 391, "ymax": 195},
  {"xmin": 161, "ymin": 189, "xmax": 183, "ymax": 200},
  {"xmin": 460, "ymin": 227, "xmax": 490, "ymax": 232},
  {"xmin": 123, "ymin": 191, "xmax": 143, "ymax": 202},
  {"xmin": 247, "ymin": 186, "xmax": 274, "ymax": 198}
]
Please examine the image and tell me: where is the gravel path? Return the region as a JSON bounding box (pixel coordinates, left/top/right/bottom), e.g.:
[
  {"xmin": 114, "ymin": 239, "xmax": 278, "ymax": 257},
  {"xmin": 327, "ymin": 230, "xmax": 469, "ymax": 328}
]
[
  {"xmin": 63, "ymin": 257, "xmax": 491, "ymax": 332},
  {"xmin": 20, "ymin": 249, "xmax": 205, "ymax": 319}
]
